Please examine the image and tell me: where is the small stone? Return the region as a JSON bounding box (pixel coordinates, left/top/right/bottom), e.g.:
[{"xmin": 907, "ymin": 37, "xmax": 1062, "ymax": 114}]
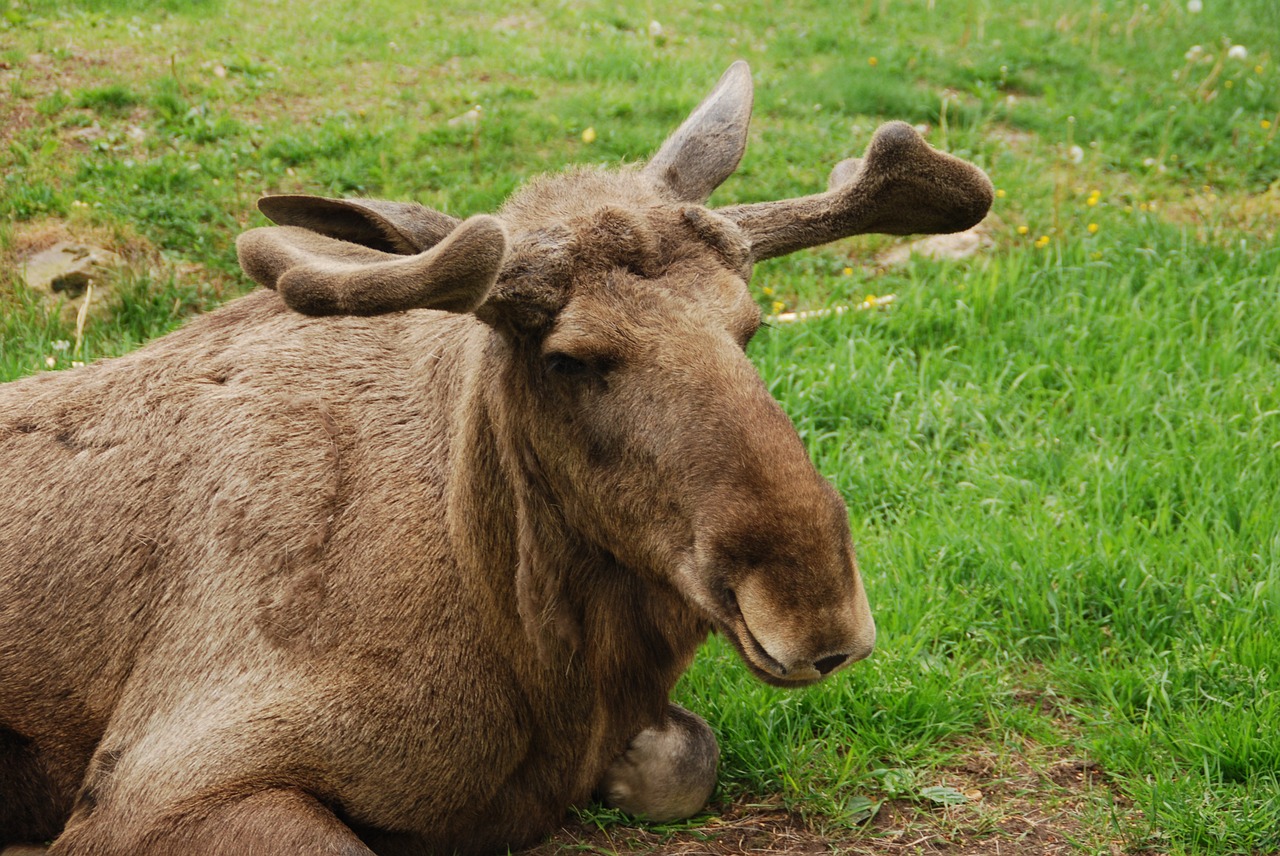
[
  {"xmin": 21, "ymin": 242, "xmax": 123, "ymax": 298},
  {"xmin": 876, "ymin": 227, "xmax": 989, "ymax": 267}
]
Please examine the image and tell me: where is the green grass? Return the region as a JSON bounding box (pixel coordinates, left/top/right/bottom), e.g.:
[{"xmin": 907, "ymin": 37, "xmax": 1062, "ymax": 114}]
[
  {"xmin": 3, "ymin": 0, "xmax": 1278, "ymax": 853},
  {"xmin": 739, "ymin": 236, "xmax": 1280, "ymax": 852}
]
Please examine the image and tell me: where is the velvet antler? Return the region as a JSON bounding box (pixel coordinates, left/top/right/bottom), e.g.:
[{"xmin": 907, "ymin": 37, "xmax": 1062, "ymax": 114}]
[
  {"xmin": 236, "ymin": 215, "xmax": 507, "ymax": 316},
  {"xmin": 718, "ymin": 121, "xmax": 993, "ymax": 262}
]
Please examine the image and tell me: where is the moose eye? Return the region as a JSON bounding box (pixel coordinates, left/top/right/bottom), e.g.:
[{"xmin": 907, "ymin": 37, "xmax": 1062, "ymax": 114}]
[{"xmin": 545, "ymin": 352, "xmax": 592, "ymax": 378}]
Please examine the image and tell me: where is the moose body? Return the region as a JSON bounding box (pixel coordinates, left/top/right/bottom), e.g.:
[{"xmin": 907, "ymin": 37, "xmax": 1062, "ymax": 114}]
[
  {"xmin": 0, "ymin": 64, "xmax": 991, "ymax": 855},
  {"xmin": 1, "ymin": 292, "xmax": 702, "ymax": 852}
]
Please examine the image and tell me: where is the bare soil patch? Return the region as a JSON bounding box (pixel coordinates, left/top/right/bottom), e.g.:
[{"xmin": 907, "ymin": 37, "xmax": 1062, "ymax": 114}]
[
  {"xmin": 520, "ymin": 745, "xmax": 1134, "ymax": 855},
  {"xmin": 0, "ymin": 41, "xmax": 149, "ymax": 148},
  {"xmin": 1161, "ymin": 185, "xmax": 1280, "ymax": 242}
]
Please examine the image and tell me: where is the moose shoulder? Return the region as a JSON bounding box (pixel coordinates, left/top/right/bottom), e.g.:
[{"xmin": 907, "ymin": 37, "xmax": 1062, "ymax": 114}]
[{"xmin": 0, "ymin": 63, "xmax": 991, "ymax": 855}]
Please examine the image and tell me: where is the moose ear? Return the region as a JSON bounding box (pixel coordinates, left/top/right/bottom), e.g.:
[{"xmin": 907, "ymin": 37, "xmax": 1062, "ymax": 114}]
[
  {"xmin": 236, "ymin": 215, "xmax": 507, "ymax": 316},
  {"xmin": 642, "ymin": 61, "xmax": 754, "ymax": 204},
  {"xmin": 258, "ymin": 195, "xmax": 461, "ymax": 255}
]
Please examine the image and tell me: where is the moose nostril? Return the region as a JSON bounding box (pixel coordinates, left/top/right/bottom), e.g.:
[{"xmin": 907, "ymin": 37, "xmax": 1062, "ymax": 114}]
[{"xmin": 814, "ymin": 653, "xmax": 850, "ymax": 676}]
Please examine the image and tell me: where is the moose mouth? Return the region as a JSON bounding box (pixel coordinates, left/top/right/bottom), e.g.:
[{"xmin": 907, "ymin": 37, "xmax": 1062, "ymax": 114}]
[{"xmin": 716, "ymin": 589, "xmax": 826, "ymax": 688}]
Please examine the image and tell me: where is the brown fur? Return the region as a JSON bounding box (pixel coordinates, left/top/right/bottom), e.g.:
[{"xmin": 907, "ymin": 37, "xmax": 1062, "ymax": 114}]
[{"xmin": 0, "ymin": 63, "xmax": 990, "ymax": 855}]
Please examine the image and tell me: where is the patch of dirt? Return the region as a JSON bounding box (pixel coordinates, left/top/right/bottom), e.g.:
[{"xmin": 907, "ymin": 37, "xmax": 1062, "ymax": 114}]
[
  {"xmin": 0, "ymin": 42, "xmax": 148, "ymax": 149},
  {"xmin": 987, "ymin": 123, "xmax": 1039, "ymax": 153},
  {"xmin": 519, "ymin": 800, "xmax": 839, "ymax": 856},
  {"xmin": 519, "ymin": 742, "xmax": 1136, "ymax": 855},
  {"xmin": 492, "ymin": 11, "xmax": 546, "ymax": 34},
  {"xmin": 1160, "ymin": 184, "xmax": 1280, "ymax": 242}
]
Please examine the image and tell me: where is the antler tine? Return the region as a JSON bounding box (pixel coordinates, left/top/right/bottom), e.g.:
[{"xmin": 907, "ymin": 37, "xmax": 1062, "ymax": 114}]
[
  {"xmin": 236, "ymin": 215, "xmax": 507, "ymax": 316},
  {"xmin": 718, "ymin": 121, "xmax": 993, "ymax": 262}
]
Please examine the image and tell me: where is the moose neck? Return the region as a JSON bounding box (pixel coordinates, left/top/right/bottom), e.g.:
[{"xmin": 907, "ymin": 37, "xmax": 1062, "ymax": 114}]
[{"xmin": 445, "ymin": 340, "xmax": 707, "ymax": 733}]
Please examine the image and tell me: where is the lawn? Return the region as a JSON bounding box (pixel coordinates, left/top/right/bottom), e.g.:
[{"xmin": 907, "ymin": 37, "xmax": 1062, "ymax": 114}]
[{"xmin": 2, "ymin": 0, "xmax": 1278, "ymax": 853}]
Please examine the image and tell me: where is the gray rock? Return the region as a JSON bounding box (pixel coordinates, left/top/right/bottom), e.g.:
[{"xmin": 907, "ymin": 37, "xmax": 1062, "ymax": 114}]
[
  {"xmin": 875, "ymin": 226, "xmax": 989, "ymax": 267},
  {"xmin": 21, "ymin": 242, "xmax": 122, "ymax": 298}
]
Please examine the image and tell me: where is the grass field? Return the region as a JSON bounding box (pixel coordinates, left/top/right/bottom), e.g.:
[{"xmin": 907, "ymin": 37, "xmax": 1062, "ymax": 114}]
[{"xmin": 2, "ymin": 0, "xmax": 1278, "ymax": 853}]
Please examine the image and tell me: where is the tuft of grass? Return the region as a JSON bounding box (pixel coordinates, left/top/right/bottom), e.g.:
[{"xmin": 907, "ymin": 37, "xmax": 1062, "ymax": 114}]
[{"xmin": 74, "ymin": 84, "xmax": 142, "ymax": 115}]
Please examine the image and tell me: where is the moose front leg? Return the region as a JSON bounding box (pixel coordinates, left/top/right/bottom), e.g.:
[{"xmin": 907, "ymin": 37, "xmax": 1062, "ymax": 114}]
[
  {"xmin": 597, "ymin": 704, "xmax": 719, "ymax": 823},
  {"xmin": 49, "ymin": 788, "xmax": 375, "ymax": 856}
]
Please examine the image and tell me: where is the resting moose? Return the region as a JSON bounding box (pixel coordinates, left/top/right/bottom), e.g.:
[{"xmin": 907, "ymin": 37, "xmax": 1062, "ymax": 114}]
[{"xmin": 0, "ymin": 63, "xmax": 991, "ymax": 855}]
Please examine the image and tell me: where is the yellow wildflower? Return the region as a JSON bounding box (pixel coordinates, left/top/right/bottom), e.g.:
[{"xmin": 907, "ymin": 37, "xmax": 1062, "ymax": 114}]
[{"xmin": 581, "ymin": 127, "xmax": 597, "ymax": 144}]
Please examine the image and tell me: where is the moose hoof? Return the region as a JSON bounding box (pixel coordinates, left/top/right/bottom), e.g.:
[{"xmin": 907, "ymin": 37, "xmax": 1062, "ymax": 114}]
[{"xmin": 598, "ymin": 704, "xmax": 719, "ymax": 822}]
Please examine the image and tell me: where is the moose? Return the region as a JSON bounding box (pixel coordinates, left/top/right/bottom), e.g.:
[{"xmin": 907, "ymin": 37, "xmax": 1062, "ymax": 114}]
[{"xmin": 0, "ymin": 62, "xmax": 991, "ymax": 854}]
